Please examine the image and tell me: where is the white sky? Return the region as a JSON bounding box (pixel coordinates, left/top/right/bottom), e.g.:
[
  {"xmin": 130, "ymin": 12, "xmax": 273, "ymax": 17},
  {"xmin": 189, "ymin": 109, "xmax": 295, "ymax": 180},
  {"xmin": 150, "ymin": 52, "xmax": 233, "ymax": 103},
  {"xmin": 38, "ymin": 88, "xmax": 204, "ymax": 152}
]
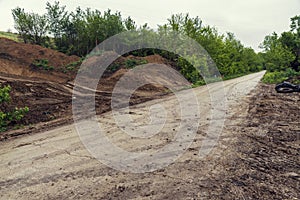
[{"xmin": 0, "ymin": 0, "xmax": 299, "ymax": 51}]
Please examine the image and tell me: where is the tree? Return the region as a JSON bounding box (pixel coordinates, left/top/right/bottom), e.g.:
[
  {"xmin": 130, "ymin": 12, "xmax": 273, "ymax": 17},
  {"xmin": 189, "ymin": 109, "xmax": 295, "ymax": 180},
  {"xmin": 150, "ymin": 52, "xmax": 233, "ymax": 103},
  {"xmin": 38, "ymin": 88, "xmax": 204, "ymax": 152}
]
[
  {"xmin": 12, "ymin": 7, "xmax": 48, "ymax": 45},
  {"xmin": 30, "ymin": 13, "xmax": 48, "ymax": 45},
  {"xmin": 11, "ymin": 3, "xmax": 263, "ymax": 79},
  {"xmin": 124, "ymin": 16, "xmax": 136, "ymax": 31},
  {"xmin": 283, "ymin": 15, "xmax": 300, "ymax": 71},
  {"xmin": 46, "ymin": 1, "xmax": 67, "ymax": 37},
  {"xmin": 290, "ymin": 15, "xmax": 300, "ymax": 35},
  {"xmin": 260, "ymin": 15, "xmax": 300, "ymax": 72},
  {"xmin": 260, "ymin": 32, "xmax": 295, "ymax": 72},
  {"xmin": 46, "ymin": 1, "xmax": 68, "ymax": 49},
  {"xmin": 12, "ymin": 7, "xmax": 31, "ymax": 43}
]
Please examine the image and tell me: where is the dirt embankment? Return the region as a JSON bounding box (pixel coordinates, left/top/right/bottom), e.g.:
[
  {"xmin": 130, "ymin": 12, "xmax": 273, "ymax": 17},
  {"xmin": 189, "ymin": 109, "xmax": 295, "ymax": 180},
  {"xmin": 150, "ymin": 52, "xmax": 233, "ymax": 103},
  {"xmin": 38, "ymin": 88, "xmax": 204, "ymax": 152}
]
[
  {"xmin": 0, "ymin": 38, "xmax": 177, "ymax": 139},
  {"xmin": 0, "ymin": 37, "xmax": 79, "ymax": 83}
]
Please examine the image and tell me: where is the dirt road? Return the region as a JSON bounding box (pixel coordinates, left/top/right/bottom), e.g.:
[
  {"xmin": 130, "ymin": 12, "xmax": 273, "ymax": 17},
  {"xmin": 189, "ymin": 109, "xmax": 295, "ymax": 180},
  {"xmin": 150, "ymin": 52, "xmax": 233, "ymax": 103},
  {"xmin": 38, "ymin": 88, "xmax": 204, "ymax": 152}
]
[{"xmin": 0, "ymin": 71, "xmax": 265, "ymax": 199}]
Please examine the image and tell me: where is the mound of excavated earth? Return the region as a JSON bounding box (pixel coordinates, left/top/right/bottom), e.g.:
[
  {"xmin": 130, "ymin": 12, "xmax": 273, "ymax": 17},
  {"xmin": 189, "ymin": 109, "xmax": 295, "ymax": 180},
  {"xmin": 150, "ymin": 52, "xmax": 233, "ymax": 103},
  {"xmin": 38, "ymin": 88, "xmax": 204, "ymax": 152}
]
[{"xmin": 0, "ymin": 38, "xmax": 178, "ymax": 138}]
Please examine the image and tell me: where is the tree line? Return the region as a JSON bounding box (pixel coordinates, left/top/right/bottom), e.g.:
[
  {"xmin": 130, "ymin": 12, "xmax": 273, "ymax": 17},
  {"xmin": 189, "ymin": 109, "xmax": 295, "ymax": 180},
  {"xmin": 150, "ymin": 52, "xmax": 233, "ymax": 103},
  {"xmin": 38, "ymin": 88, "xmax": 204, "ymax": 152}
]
[
  {"xmin": 12, "ymin": 1, "xmax": 135, "ymax": 56},
  {"xmin": 11, "ymin": 2, "xmax": 300, "ymax": 83},
  {"xmin": 260, "ymin": 15, "xmax": 300, "ymax": 83}
]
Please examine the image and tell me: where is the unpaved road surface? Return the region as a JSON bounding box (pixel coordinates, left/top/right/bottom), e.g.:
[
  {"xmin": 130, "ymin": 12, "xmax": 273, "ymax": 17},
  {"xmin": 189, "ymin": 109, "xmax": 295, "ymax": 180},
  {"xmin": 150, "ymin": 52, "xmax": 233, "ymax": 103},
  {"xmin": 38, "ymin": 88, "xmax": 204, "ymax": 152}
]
[{"xmin": 0, "ymin": 72, "xmax": 266, "ymax": 199}]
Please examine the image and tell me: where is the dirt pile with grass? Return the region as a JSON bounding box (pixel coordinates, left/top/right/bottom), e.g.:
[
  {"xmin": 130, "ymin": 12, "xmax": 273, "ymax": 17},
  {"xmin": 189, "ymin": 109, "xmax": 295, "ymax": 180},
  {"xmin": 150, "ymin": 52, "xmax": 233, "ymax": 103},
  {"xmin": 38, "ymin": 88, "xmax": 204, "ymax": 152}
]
[
  {"xmin": 0, "ymin": 38, "xmax": 178, "ymax": 138},
  {"xmin": 0, "ymin": 37, "xmax": 79, "ymax": 83}
]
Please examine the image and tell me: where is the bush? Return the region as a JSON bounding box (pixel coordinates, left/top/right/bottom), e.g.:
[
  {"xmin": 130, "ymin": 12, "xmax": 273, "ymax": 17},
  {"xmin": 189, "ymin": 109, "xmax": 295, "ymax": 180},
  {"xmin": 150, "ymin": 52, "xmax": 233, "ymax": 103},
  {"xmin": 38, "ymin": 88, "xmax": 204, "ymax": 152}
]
[
  {"xmin": 0, "ymin": 85, "xmax": 29, "ymax": 132},
  {"xmin": 262, "ymin": 68, "xmax": 300, "ymax": 84},
  {"xmin": 107, "ymin": 63, "xmax": 121, "ymax": 72},
  {"xmin": 64, "ymin": 58, "xmax": 83, "ymax": 71},
  {"xmin": 0, "ymin": 85, "xmax": 11, "ymax": 103},
  {"xmin": 32, "ymin": 59, "xmax": 54, "ymax": 70},
  {"xmin": 124, "ymin": 59, "xmax": 148, "ymax": 69}
]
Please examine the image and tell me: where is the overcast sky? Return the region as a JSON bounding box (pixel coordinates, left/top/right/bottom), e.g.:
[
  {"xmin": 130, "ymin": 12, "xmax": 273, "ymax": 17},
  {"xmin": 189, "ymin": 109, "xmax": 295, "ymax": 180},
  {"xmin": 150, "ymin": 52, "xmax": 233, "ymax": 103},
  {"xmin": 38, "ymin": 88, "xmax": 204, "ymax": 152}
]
[{"xmin": 0, "ymin": 0, "xmax": 299, "ymax": 51}]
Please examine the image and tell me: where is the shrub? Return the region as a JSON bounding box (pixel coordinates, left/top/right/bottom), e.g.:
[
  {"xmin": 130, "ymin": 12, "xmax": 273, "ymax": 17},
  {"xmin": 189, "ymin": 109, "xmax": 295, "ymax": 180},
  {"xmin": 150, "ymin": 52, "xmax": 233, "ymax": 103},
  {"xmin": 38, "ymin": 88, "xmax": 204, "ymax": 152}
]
[
  {"xmin": 64, "ymin": 58, "xmax": 83, "ymax": 71},
  {"xmin": 0, "ymin": 84, "xmax": 29, "ymax": 132},
  {"xmin": 262, "ymin": 68, "xmax": 300, "ymax": 84},
  {"xmin": 124, "ymin": 58, "xmax": 148, "ymax": 69},
  {"xmin": 0, "ymin": 85, "xmax": 11, "ymax": 103},
  {"xmin": 107, "ymin": 63, "xmax": 121, "ymax": 72},
  {"xmin": 32, "ymin": 59, "xmax": 54, "ymax": 71}
]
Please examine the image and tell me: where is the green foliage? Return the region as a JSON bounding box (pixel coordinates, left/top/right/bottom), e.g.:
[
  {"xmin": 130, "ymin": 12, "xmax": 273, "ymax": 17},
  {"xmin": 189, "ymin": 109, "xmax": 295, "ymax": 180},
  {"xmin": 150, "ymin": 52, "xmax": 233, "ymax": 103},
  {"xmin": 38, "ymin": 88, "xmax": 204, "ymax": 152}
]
[
  {"xmin": 124, "ymin": 59, "xmax": 148, "ymax": 69},
  {"xmin": 124, "ymin": 16, "xmax": 136, "ymax": 30},
  {"xmin": 45, "ymin": 2, "xmax": 127, "ymax": 56},
  {"xmin": 32, "ymin": 59, "xmax": 54, "ymax": 70},
  {"xmin": 262, "ymin": 69, "xmax": 300, "ymax": 84},
  {"xmin": 11, "ymin": 2, "xmax": 130, "ymax": 55},
  {"xmin": 260, "ymin": 32, "xmax": 295, "ymax": 72},
  {"xmin": 0, "ymin": 107, "xmax": 29, "ymax": 132},
  {"xmin": 0, "ymin": 85, "xmax": 11, "ymax": 103},
  {"xmin": 260, "ymin": 16, "xmax": 300, "ymax": 72},
  {"xmin": 262, "ymin": 71, "xmax": 289, "ymax": 84},
  {"xmin": 260, "ymin": 15, "xmax": 300, "ymax": 84},
  {"xmin": 159, "ymin": 14, "xmax": 263, "ymax": 80},
  {"xmin": 107, "ymin": 63, "xmax": 121, "ymax": 72},
  {"xmin": 177, "ymin": 56, "xmax": 200, "ymax": 83},
  {"xmin": 12, "ymin": 3, "xmax": 265, "ymax": 83},
  {"xmin": 0, "ymin": 85, "xmax": 29, "ymax": 132},
  {"xmin": 12, "ymin": 7, "xmax": 48, "ymax": 45},
  {"xmin": 64, "ymin": 58, "xmax": 83, "ymax": 71}
]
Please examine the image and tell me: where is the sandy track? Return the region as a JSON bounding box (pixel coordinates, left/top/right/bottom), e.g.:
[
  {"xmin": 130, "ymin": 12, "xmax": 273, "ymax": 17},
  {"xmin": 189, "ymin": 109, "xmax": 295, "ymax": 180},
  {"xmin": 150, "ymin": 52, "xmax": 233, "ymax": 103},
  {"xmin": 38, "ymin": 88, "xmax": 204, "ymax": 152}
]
[{"xmin": 0, "ymin": 71, "xmax": 265, "ymax": 199}]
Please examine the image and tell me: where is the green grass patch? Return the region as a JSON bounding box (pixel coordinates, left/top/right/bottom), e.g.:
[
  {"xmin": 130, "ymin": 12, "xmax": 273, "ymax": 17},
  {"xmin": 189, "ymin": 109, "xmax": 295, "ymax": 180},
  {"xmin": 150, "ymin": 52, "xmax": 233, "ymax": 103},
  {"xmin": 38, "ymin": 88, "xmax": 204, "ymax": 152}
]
[{"xmin": 0, "ymin": 31, "xmax": 21, "ymax": 42}]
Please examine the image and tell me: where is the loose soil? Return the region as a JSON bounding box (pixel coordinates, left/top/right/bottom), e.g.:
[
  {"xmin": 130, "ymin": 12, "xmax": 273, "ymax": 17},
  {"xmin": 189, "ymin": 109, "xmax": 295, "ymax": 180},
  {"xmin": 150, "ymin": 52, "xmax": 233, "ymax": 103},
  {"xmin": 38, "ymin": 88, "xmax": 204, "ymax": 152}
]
[
  {"xmin": 211, "ymin": 83, "xmax": 300, "ymax": 199},
  {"xmin": 99, "ymin": 83, "xmax": 300, "ymax": 199},
  {"xmin": 0, "ymin": 38, "xmax": 177, "ymax": 139},
  {"xmin": 0, "ymin": 37, "xmax": 78, "ymax": 83}
]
